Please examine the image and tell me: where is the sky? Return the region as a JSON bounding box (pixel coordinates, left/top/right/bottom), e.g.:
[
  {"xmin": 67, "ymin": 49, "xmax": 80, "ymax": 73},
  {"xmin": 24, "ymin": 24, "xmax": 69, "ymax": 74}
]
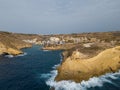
[{"xmin": 0, "ymin": 0, "xmax": 120, "ymax": 34}]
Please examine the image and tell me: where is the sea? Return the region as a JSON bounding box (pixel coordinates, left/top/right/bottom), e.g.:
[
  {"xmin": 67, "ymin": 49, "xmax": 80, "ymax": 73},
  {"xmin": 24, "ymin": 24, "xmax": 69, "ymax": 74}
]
[{"xmin": 0, "ymin": 45, "xmax": 120, "ymax": 90}]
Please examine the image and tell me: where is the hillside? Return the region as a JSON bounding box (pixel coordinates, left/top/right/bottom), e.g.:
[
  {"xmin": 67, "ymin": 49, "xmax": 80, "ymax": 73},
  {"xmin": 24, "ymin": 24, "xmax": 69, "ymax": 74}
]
[{"xmin": 0, "ymin": 31, "xmax": 42, "ymax": 55}]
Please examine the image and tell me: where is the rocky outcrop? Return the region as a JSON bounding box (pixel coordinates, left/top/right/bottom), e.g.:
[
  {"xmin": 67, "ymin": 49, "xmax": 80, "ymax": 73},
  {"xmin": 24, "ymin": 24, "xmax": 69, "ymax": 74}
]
[
  {"xmin": 55, "ymin": 46, "xmax": 120, "ymax": 82},
  {"xmin": 0, "ymin": 31, "xmax": 40, "ymax": 56},
  {"xmin": 0, "ymin": 40, "xmax": 23, "ymax": 55},
  {"xmin": 0, "ymin": 41, "xmax": 30, "ymax": 56}
]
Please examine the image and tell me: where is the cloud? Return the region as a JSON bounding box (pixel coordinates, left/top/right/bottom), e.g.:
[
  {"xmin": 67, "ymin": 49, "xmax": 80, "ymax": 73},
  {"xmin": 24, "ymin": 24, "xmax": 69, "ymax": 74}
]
[{"xmin": 0, "ymin": 0, "xmax": 120, "ymax": 34}]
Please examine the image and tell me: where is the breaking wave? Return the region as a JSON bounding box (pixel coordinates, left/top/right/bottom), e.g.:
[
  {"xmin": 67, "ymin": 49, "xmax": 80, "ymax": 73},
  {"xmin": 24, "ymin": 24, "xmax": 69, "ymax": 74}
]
[
  {"xmin": 5, "ymin": 55, "xmax": 14, "ymax": 58},
  {"xmin": 40, "ymin": 73, "xmax": 52, "ymax": 79},
  {"xmin": 40, "ymin": 53, "xmax": 120, "ymax": 90},
  {"xmin": 52, "ymin": 64, "xmax": 60, "ymax": 69},
  {"xmin": 43, "ymin": 64, "xmax": 120, "ymax": 90},
  {"xmin": 17, "ymin": 52, "xmax": 27, "ymax": 57},
  {"xmin": 5, "ymin": 52, "xmax": 27, "ymax": 58}
]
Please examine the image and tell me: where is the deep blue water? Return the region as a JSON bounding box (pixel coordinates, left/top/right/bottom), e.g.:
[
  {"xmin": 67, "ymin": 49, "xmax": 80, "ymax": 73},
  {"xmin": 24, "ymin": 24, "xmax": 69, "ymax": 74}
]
[
  {"xmin": 0, "ymin": 45, "xmax": 120, "ymax": 90},
  {"xmin": 0, "ymin": 45, "xmax": 61, "ymax": 90}
]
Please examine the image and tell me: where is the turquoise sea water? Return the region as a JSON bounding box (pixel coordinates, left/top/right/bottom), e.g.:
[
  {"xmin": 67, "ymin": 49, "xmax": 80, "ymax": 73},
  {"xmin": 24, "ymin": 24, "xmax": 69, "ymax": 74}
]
[{"xmin": 0, "ymin": 45, "xmax": 120, "ymax": 90}]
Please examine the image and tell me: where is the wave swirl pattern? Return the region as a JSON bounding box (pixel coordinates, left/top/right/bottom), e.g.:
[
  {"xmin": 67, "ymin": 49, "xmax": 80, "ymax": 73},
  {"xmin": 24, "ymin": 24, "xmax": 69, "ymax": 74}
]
[{"xmin": 41, "ymin": 65, "xmax": 120, "ymax": 90}]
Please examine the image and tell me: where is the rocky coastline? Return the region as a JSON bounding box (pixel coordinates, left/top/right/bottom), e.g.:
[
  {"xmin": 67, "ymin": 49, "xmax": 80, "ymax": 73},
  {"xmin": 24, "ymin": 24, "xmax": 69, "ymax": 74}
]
[
  {"xmin": 0, "ymin": 39, "xmax": 32, "ymax": 56},
  {"xmin": 1, "ymin": 31, "xmax": 120, "ymax": 83},
  {"xmin": 43, "ymin": 41, "xmax": 120, "ymax": 83},
  {"xmin": 41, "ymin": 31, "xmax": 120, "ymax": 83},
  {"xmin": 0, "ymin": 31, "xmax": 41, "ymax": 56},
  {"xmin": 55, "ymin": 46, "xmax": 120, "ymax": 82}
]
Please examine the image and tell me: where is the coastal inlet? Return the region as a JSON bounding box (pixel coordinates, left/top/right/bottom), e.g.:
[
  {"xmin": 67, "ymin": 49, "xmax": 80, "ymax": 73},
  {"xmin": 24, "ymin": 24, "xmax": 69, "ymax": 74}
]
[{"xmin": 0, "ymin": 45, "xmax": 120, "ymax": 90}]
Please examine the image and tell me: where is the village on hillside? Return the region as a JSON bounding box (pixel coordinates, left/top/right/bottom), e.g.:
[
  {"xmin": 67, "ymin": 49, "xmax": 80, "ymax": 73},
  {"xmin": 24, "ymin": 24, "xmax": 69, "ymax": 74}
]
[{"xmin": 22, "ymin": 32, "xmax": 120, "ymax": 50}]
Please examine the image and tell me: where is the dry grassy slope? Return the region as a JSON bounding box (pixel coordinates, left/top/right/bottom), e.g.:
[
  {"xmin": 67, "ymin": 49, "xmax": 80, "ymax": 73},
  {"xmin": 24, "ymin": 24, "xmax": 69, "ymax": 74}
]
[
  {"xmin": 55, "ymin": 46, "xmax": 120, "ymax": 82},
  {"xmin": 69, "ymin": 31, "xmax": 120, "ymax": 41},
  {"xmin": 45, "ymin": 31, "xmax": 120, "ymax": 41}
]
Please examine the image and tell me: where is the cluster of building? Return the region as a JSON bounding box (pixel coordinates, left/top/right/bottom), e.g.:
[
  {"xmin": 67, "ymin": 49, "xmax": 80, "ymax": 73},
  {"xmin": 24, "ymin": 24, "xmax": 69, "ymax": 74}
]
[
  {"xmin": 41, "ymin": 37, "xmax": 65, "ymax": 47},
  {"xmin": 62, "ymin": 36, "xmax": 101, "ymax": 43},
  {"xmin": 22, "ymin": 38, "xmax": 38, "ymax": 44},
  {"xmin": 39, "ymin": 36, "xmax": 101, "ymax": 47},
  {"xmin": 22, "ymin": 35, "xmax": 119, "ymax": 47}
]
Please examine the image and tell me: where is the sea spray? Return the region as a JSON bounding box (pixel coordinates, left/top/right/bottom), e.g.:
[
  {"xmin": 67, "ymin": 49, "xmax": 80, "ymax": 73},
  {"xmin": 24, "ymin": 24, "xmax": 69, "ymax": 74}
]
[
  {"xmin": 40, "ymin": 52, "xmax": 120, "ymax": 90},
  {"xmin": 5, "ymin": 52, "xmax": 27, "ymax": 58},
  {"xmin": 40, "ymin": 73, "xmax": 52, "ymax": 79},
  {"xmin": 5, "ymin": 55, "xmax": 14, "ymax": 58},
  {"xmin": 44, "ymin": 64, "xmax": 120, "ymax": 90},
  {"xmin": 17, "ymin": 52, "xmax": 27, "ymax": 57},
  {"xmin": 52, "ymin": 64, "xmax": 60, "ymax": 69}
]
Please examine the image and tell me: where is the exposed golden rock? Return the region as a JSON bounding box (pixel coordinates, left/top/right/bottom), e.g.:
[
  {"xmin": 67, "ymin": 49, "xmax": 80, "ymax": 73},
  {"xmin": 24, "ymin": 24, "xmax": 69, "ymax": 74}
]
[
  {"xmin": 55, "ymin": 46, "xmax": 120, "ymax": 82},
  {"xmin": 0, "ymin": 31, "xmax": 40, "ymax": 56},
  {"xmin": 7, "ymin": 48, "xmax": 23, "ymax": 55},
  {"xmin": 0, "ymin": 42, "xmax": 23, "ymax": 55},
  {"xmin": 70, "ymin": 50, "xmax": 87, "ymax": 60}
]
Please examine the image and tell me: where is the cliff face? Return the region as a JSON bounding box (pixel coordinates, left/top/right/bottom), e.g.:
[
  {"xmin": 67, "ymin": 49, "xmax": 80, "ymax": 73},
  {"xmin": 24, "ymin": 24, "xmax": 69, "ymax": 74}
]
[
  {"xmin": 55, "ymin": 46, "xmax": 120, "ymax": 82},
  {"xmin": 0, "ymin": 31, "xmax": 40, "ymax": 55},
  {"xmin": 0, "ymin": 42, "xmax": 23, "ymax": 55}
]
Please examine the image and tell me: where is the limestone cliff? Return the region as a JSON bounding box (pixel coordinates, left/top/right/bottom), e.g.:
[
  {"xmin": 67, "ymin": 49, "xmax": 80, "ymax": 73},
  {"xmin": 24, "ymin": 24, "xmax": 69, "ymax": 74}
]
[
  {"xmin": 55, "ymin": 46, "xmax": 120, "ymax": 82},
  {"xmin": 0, "ymin": 42, "xmax": 23, "ymax": 55},
  {"xmin": 0, "ymin": 31, "xmax": 40, "ymax": 56}
]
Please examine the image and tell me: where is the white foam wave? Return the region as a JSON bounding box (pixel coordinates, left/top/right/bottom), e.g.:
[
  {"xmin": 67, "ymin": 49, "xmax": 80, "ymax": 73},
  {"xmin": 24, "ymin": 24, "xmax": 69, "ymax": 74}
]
[
  {"xmin": 52, "ymin": 64, "xmax": 60, "ymax": 69},
  {"xmin": 17, "ymin": 52, "xmax": 27, "ymax": 57},
  {"xmin": 59, "ymin": 53, "xmax": 63, "ymax": 62},
  {"xmin": 44, "ymin": 52, "xmax": 120, "ymax": 90},
  {"xmin": 46, "ymin": 67, "xmax": 120, "ymax": 90},
  {"xmin": 40, "ymin": 73, "xmax": 52, "ymax": 79},
  {"xmin": 5, "ymin": 52, "xmax": 27, "ymax": 58},
  {"xmin": 43, "ymin": 50, "xmax": 50, "ymax": 52},
  {"xmin": 5, "ymin": 55, "xmax": 14, "ymax": 58}
]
